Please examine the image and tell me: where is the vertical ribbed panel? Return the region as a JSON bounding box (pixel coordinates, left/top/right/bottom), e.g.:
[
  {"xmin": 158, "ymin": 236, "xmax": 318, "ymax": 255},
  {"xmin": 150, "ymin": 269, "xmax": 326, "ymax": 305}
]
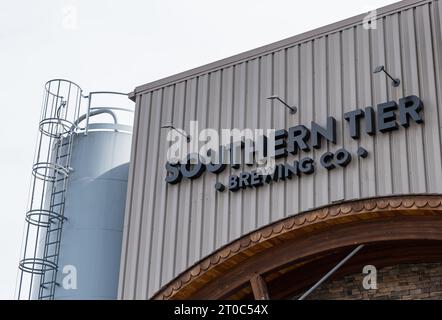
[
  {"xmin": 119, "ymin": 0, "xmax": 442, "ymax": 299},
  {"xmin": 285, "ymin": 46, "xmax": 301, "ymax": 215}
]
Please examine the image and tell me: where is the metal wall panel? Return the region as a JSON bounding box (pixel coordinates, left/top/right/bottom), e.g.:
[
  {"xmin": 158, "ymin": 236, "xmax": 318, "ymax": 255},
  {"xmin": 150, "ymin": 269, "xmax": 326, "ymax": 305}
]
[{"xmin": 119, "ymin": 0, "xmax": 442, "ymax": 299}]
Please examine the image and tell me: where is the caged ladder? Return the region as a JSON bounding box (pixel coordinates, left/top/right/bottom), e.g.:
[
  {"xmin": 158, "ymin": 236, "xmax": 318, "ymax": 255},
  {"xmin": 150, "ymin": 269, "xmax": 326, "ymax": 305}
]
[
  {"xmin": 17, "ymin": 80, "xmax": 82, "ymax": 300},
  {"xmin": 17, "ymin": 80, "xmax": 132, "ymax": 300},
  {"xmin": 38, "ymin": 135, "xmax": 74, "ymax": 299}
]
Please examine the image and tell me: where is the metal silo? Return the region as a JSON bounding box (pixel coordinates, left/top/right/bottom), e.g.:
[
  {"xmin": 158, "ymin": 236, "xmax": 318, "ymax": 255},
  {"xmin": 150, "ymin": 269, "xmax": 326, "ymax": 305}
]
[{"xmin": 17, "ymin": 80, "xmax": 134, "ymax": 300}]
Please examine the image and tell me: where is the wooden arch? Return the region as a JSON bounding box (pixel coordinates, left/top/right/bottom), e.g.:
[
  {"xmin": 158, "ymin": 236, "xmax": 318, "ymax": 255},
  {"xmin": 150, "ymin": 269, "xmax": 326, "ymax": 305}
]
[{"xmin": 153, "ymin": 194, "xmax": 442, "ymax": 300}]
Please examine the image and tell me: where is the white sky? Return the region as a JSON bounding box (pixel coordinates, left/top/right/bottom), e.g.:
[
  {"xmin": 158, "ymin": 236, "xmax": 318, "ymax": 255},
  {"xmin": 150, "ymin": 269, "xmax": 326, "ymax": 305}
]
[{"xmin": 0, "ymin": 0, "xmax": 398, "ymax": 299}]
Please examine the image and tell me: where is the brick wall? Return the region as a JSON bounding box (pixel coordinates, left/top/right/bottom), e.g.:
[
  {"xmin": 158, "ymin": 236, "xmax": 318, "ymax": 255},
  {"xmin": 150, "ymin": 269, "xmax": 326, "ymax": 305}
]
[{"xmin": 306, "ymin": 262, "xmax": 442, "ymax": 300}]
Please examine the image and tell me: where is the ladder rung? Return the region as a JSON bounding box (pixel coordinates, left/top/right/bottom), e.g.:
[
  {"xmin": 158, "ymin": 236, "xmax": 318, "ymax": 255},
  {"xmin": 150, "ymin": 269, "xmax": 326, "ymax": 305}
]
[
  {"xmin": 48, "ymin": 228, "xmax": 62, "ymax": 233},
  {"xmin": 41, "ymin": 279, "xmax": 60, "ymax": 286},
  {"xmin": 57, "ymin": 154, "xmax": 70, "ymax": 158},
  {"xmin": 51, "ymin": 202, "xmax": 64, "ymax": 207},
  {"xmin": 51, "ymin": 190, "xmax": 65, "ymax": 196},
  {"xmin": 45, "ymin": 241, "xmax": 60, "ymax": 246},
  {"xmin": 41, "ymin": 281, "xmax": 55, "ymax": 288},
  {"xmin": 49, "ymin": 217, "xmax": 66, "ymax": 224},
  {"xmin": 44, "ymin": 254, "xmax": 58, "ymax": 259},
  {"xmin": 40, "ymin": 283, "xmax": 55, "ymax": 289}
]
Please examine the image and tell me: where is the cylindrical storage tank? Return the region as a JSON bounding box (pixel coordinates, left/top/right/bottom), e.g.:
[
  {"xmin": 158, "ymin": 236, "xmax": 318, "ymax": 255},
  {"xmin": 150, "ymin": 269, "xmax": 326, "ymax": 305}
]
[{"xmin": 52, "ymin": 130, "xmax": 132, "ymax": 299}]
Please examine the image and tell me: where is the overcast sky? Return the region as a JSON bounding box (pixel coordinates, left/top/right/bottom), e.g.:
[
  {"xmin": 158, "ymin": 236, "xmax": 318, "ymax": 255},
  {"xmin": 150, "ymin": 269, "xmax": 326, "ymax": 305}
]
[{"xmin": 0, "ymin": 0, "xmax": 398, "ymax": 299}]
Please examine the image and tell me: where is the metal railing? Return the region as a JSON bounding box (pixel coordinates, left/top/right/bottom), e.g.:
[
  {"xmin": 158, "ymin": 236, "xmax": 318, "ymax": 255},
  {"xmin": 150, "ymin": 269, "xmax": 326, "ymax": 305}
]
[{"xmin": 81, "ymin": 91, "xmax": 133, "ymax": 135}]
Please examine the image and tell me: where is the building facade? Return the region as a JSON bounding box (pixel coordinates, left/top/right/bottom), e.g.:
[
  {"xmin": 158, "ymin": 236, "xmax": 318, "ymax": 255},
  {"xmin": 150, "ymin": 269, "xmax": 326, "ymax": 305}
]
[{"xmin": 118, "ymin": 0, "xmax": 442, "ymax": 299}]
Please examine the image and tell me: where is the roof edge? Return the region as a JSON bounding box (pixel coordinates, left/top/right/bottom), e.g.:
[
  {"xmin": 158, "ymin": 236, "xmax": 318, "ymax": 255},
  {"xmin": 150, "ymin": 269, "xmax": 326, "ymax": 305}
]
[
  {"xmin": 128, "ymin": 91, "xmax": 136, "ymax": 102},
  {"xmin": 133, "ymin": 0, "xmax": 431, "ymax": 95}
]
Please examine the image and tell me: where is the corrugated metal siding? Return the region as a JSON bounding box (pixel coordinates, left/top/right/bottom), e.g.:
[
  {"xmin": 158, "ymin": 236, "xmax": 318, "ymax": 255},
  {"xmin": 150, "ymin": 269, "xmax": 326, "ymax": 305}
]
[{"xmin": 119, "ymin": 0, "xmax": 442, "ymax": 299}]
